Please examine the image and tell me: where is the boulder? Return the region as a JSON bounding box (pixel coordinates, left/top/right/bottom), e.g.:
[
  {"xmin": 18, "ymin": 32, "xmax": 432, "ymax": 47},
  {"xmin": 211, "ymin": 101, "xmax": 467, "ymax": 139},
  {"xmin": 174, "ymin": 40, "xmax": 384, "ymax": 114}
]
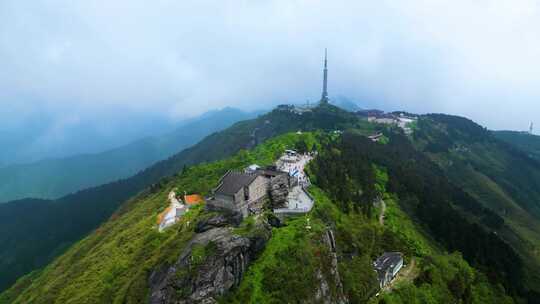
[
  {"xmin": 195, "ymin": 214, "xmax": 230, "ymax": 233},
  {"xmin": 269, "ymin": 175, "xmax": 289, "ymax": 207}
]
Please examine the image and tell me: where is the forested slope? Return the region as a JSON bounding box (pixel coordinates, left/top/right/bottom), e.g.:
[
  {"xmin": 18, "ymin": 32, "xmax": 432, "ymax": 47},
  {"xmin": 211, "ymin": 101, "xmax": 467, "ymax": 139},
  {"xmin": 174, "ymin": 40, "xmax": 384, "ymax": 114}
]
[
  {"xmin": 413, "ymin": 114, "xmax": 540, "ymax": 293},
  {"xmin": 493, "ymin": 130, "xmax": 540, "ymax": 161}
]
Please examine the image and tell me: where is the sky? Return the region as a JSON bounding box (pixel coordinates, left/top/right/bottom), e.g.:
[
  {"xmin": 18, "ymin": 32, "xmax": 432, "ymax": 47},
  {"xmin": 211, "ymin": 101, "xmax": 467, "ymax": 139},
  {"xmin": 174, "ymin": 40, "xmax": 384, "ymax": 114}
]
[{"xmin": 1, "ymin": 0, "xmax": 540, "ymax": 162}]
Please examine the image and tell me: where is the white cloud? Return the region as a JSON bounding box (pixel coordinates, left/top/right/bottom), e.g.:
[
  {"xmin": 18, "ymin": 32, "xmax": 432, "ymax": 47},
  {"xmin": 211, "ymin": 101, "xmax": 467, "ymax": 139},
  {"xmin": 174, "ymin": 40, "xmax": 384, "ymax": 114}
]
[{"xmin": 1, "ymin": 0, "xmax": 540, "ymax": 132}]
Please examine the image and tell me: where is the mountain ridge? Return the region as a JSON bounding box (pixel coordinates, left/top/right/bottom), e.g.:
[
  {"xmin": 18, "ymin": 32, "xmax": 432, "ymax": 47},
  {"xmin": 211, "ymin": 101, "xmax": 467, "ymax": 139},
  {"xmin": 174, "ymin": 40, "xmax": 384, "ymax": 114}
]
[
  {"xmin": 493, "ymin": 130, "xmax": 540, "ymax": 162},
  {"xmin": 0, "ymin": 107, "xmax": 259, "ymax": 203}
]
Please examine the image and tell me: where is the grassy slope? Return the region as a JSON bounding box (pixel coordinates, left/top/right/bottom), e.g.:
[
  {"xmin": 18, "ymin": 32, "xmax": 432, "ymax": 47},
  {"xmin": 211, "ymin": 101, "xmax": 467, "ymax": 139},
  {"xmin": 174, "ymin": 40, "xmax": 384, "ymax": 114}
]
[{"xmin": 0, "ymin": 132, "xmax": 318, "ymax": 304}]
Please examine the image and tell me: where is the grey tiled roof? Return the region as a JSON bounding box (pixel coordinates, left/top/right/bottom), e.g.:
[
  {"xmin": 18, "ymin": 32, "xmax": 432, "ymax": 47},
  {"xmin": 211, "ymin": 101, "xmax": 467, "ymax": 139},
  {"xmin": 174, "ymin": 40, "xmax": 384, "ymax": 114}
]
[
  {"xmin": 257, "ymin": 169, "xmax": 287, "ymax": 178},
  {"xmin": 214, "ymin": 171, "xmax": 260, "ymax": 196},
  {"xmin": 374, "ymin": 252, "xmax": 402, "ymax": 272}
]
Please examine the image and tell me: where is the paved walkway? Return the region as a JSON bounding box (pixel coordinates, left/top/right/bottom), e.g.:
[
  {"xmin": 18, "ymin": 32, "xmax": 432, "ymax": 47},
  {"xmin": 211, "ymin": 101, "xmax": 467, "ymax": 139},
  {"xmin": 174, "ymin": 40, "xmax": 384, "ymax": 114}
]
[
  {"xmin": 273, "ymin": 152, "xmax": 315, "ymax": 214},
  {"xmin": 383, "ymin": 258, "xmax": 417, "ymax": 292},
  {"xmin": 276, "ymin": 153, "xmax": 313, "ymax": 186},
  {"xmin": 285, "ymin": 186, "xmax": 314, "ymax": 211}
]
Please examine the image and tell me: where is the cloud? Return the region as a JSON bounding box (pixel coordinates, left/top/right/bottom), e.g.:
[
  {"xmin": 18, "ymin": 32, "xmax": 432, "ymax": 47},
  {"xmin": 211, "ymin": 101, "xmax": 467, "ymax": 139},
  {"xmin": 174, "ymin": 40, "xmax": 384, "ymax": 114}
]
[{"xmin": 1, "ymin": 0, "xmax": 540, "ymax": 137}]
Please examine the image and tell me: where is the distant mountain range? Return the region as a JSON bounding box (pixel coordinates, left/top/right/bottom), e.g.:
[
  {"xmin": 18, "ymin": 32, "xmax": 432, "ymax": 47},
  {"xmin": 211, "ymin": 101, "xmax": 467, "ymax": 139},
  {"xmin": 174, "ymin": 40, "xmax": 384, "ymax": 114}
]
[
  {"xmin": 0, "ymin": 107, "xmax": 260, "ymax": 203},
  {"xmin": 0, "ymin": 109, "xmax": 180, "ymax": 168}
]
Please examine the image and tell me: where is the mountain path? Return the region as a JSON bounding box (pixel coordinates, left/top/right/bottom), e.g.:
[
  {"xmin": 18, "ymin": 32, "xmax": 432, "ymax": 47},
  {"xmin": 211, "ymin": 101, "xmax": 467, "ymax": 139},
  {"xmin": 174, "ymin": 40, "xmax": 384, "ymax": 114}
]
[
  {"xmin": 383, "ymin": 258, "xmax": 417, "ymax": 292},
  {"xmin": 379, "ymin": 199, "xmax": 386, "ymax": 226}
]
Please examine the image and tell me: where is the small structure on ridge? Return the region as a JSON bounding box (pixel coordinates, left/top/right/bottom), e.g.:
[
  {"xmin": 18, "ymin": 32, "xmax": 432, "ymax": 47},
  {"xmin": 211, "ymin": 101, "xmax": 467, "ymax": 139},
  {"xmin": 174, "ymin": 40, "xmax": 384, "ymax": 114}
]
[
  {"xmin": 373, "ymin": 252, "xmax": 404, "ymax": 288},
  {"xmin": 206, "ymin": 171, "xmax": 270, "ymax": 218}
]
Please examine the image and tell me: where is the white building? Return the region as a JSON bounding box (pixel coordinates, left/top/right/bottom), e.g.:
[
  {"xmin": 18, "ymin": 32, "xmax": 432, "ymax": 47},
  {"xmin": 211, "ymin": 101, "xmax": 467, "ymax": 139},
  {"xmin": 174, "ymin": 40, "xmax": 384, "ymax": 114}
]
[{"xmin": 373, "ymin": 252, "xmax": 404, "ymax": 288}]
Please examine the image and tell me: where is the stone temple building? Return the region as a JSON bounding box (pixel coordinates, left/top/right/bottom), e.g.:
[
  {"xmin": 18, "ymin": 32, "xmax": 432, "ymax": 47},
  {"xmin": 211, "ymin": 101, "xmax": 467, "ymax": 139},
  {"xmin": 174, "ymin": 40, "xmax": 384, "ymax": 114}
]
[
  {"xmin": 207, "ymin": 170, "xmax": 270, "ymax": 218},
  {"xmin": 206, "ymin": 168, "xmax": 296, "ymax": 218}
]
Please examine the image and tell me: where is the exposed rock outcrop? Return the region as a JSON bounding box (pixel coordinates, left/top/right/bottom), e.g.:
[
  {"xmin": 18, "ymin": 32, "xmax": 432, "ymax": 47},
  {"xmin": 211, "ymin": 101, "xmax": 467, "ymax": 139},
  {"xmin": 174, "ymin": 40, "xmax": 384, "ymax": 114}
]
[
  {"xmin": 195, "ymin": 214, "xmax": 230, "ymax": 233},
  {"xmin": 149, "ymin": 219, "xmax": 271, "ymax": 304},
  {"xmin": 315, "ymin": 229, "xmax": 348, "ymax": 304},
  {"xmin": 269, "ymin": 174, "xmax": 289, "ymax": 207}
]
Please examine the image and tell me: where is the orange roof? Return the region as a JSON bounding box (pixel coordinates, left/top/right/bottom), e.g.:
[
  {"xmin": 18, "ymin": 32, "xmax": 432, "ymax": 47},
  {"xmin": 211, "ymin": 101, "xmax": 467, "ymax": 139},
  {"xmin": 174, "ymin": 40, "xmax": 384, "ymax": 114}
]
[
  {"xmin": 157, "ymin": 206, "xmax": 172, "ymax": 224},
  {"xmin": 184, "ymin": 194, "xmax": 203, "ymax": 205}
]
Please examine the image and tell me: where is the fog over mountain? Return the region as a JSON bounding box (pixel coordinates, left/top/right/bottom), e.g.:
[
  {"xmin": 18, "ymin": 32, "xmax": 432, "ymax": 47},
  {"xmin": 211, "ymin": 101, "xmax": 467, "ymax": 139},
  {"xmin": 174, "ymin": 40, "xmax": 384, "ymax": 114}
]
[{"xmin": 2, "ymin": 0, "xmax": 540, "ymax": 164}]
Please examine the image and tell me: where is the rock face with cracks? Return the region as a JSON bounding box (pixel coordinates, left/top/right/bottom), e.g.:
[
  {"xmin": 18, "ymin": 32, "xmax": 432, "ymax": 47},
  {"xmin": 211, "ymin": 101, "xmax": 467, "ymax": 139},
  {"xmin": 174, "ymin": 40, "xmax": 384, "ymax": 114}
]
[
  {"xmin": 149, "ymin": 219, "xmax": 271, "ymax": 304},
  {"xmin": 269, "ymin": 174, "xmax": 289, "ymax": 208},
  {"xmin": 315, "ymin": 229, "xmax": 348, "ymax": 304}
]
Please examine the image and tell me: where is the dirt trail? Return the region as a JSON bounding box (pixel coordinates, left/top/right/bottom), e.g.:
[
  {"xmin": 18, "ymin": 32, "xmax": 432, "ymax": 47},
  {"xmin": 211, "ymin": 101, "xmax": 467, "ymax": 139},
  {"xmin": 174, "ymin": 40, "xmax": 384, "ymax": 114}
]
[
  {"xmin": 379, "ymin": 199, "xmax": 386, "ymax": 226},
  {"xmin": 382, "ymin": 258, "xmax": 417, "ymax": 293}
]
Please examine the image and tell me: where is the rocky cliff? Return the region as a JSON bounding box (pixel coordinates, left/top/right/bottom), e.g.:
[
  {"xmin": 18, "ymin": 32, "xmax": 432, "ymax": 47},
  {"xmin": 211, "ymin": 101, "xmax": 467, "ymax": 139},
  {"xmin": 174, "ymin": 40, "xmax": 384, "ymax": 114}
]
[
  {"xmin": 268, "ymin": 174, "xmax": 289, "ymax": 208},
  {"xmin": 315, "ymin": 229, "xmax": 348, "ymax": 304},
  {"xmin": 149, "ymin": 215, "xmax": 272, "ymax": 304}
]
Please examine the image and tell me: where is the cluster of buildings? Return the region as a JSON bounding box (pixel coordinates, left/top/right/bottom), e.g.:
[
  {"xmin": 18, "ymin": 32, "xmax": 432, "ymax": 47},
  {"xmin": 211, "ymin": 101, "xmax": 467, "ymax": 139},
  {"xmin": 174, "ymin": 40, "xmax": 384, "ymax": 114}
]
[
  {"xmin": 207, "ymin": 150, "xmax": 315, "ymax": 218},
  {"xmin": 156, "ymin": 149, "xmax": 314, "ymax": 231},
  {"xmin": 358, "ymin": 110, "xmax": 417, "ymax": 135}
]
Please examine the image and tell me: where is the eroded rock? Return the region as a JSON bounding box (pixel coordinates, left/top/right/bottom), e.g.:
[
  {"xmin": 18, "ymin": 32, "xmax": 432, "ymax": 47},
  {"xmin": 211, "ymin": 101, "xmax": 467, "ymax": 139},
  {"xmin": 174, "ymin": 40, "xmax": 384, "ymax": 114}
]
[
  {"xmin": 195, "ymin": 214, "xmax": 230, "ymax": 233},
  {"xmin": 149, "ymin": 220, "xmax": 271, "ymax": 304}
]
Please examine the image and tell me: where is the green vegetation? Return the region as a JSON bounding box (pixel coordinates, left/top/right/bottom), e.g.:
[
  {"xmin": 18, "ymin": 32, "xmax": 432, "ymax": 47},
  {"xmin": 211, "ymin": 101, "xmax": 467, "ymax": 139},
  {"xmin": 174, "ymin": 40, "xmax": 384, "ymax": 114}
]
[
  {"xmin": 494, "ymin": 130, "xmax": 540, "ymax": 161},
  {"xmin": 227, "ymin": 213, "xmax": 330, "ymax": 303},
  {"xmin": 0, "ymin": 132, "xmax": 322, "ymax": 303},
  {"xmin": 383, "ymin": 198, "xmax": 436, "ymax": 257},
  {"xmin": 414, "ymin": 115, "xmax": 540, "ymax": 294},
  {"xmin": 376, "ymin": 201, "xmax": 513, "ymax": 303},
  {"xmin": 373, "ymin": 165, "xmax": 389, "ymax": 194},
  {"xmin": 227, "ymin": 181, "xmax": 514, "ymax": 303},
  {"xmin": 310, "ymin": 130, "xmax": 527, "ymax": 299},
  {"xmin": 406, "ymin": 120, "xmax": 418, "ymax": 132},
  {"xmin": 373, "ymin": 253, "xmax": 514, "ymax": 304},
  {"xmin": 0, "ymin": 108, "xmax": 256, "ymax": 204},
  {"xmin": 0, "ymin": 104, "xmax": 358, "ymax": 293},
  {"xmin": 378, "ymin": 135, "xmax": 390, "ymax": 145},
  {"xmin": 225, "ymin": 187, "xmax": 381, "ymax": 303},
  {"xmin": 226, "ymin": 133, "xmax": 515, "ymax": 303},
  {"xmin": 2, "ymin": 106, "xmax": 538, "ymax": 303}
]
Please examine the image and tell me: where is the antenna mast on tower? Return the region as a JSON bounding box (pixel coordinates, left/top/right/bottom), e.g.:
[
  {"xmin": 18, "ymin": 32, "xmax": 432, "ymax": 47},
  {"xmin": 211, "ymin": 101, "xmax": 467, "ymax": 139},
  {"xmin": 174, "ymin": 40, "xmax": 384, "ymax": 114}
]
[{"xmin": 320, "ymin": 48, "xmax": 329, "ymax": 104}]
